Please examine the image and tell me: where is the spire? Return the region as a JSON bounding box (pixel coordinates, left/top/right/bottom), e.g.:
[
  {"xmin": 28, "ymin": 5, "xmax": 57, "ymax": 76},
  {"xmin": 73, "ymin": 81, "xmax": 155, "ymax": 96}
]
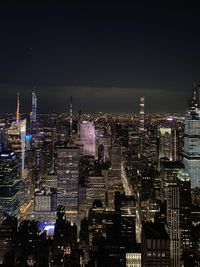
[{"xmin": 16, "ymin": 92, "xmax": 20, "ymax": 123}]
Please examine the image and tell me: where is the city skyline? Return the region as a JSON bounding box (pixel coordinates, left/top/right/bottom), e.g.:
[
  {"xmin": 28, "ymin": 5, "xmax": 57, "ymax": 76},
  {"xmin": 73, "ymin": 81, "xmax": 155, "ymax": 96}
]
[
  {"xmin": 0, "ymin": 2, "xmax": 200, "ymax": 113},
  {"xmin": 0, "ymin": 85, "xmax": 195, "ymax": 114}
]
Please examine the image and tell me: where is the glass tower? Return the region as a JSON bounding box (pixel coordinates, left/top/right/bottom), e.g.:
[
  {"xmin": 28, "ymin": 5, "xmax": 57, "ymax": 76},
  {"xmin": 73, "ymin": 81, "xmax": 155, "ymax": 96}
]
[
  {"xmin": 0, "ymin": 151, "xmax": 21, "ymax": 216},
  {"xmin": 183, "ymin": 85, "xmax": 200, "ymax": 188}
]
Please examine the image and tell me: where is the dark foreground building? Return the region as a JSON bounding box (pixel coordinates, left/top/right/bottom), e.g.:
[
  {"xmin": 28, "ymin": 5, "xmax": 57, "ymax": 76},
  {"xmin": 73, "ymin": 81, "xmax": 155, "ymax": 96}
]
[{"xmin": 141, "ymin": 222, "xmax": 171, "ymax": 267}]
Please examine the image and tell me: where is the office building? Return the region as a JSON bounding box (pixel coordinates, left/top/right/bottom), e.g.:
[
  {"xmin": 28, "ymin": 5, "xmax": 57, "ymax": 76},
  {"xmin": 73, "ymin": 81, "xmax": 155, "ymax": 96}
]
[
  {"xmin": 0, "ymin": 151, "xmax": 21, "ymax": 216},
  {"xmin": 183, "ymin": 85, "xmax": 200, "ymax": 188},
  {"xmin": 141, "ymin": 222, "xmax": 171, "ymax": 267},
  {"xmin": 160, "ymin": 161, "xmax": 184, "ymax": 201},
  {"xmin": 57, "ymin": 146, "xmax": 80, "ymax": 223},
  {"xmin": 7, "ymin": 119, "xmax": 26, "ymax": 178},
  {"xmin": 31, "ymin": 91, "xmax": 37, "ymax": 125},
  {"xmin": 167, "ymin": 183, "xmax": 181, "ymax": 267},
  {"xmin": 79, "ymin": 121, "xmax": 96, "ymax": 157},
  {"xmin": 115, "ymin": 192, "xmax": 136, "ymax": 243},
  {"xmin": 0, "ymin": 216, "xmax": 17, "ymax": 264},
  {"xmin": 177, "ymin": 169, "xmax": 192, "ymax": 251},
  {"xmin": 159, "ymin": 127, "xmax": 173, "ymax": 161},
  {"xmin": 85, "ymin": 175, "xmax": 106, "ymax": 212}
]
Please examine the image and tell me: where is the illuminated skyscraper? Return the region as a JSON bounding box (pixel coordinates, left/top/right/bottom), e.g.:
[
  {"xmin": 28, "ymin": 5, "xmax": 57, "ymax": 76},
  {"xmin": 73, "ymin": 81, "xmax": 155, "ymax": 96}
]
[
  {"xmin": 79, "ymin": 121, "xmax": 96, "ymax": 157},
  {"xmin": 32, "ymin": 91, "xmax": 37, "ymax": 124},
  {"xmin": 69, "ymin": 96, "xmax": 73, "ymax": 137},
  {"xmin": 138, "ymin": 97, "xmax": 145, "ymax": 157},
  {"xmin": 57, "ymin": 146, "xmax": 80, "ymax": 223},
  {"xmin": 139, "ymin": 97, "xmax": 145, "ymax": 133},
  {"xmin": 0, "ymin": 151, "xmax": 21, "ymax": 216},
  {"xmin": 167, "ymin": 183, "xmax": 181, "ymax": 267},
  {"xmin": 177, "ymin": 169, "xmax": 192, "ymax": 251},
  {"xmin": 7, "ymin": 120, "xmax": 26, "ymax": 178},
  {"xmin": 7, "ymin": 93, "xmax": 26, "ymax": 177},
  {"xmin": 16, "ymin": 92, "xmax": 20, "ymax": 124},
  {"xmin": 159, "ymin": 127, "xmax": 173, "ymax": 161},
  {"xmin": 183, "ymin": 84, "xmax": 200, "ymax": 188}
]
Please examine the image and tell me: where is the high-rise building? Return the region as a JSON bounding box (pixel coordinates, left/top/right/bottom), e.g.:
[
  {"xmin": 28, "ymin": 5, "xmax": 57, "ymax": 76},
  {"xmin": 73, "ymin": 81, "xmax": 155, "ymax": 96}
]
[
  {"xmin": 85, "ymin": 175, "xmax": 106, "ymax": 212},
  {"xmin": 139, "ymin": 97, "xmax": 145, "ymax": 157},
  {"xmin": 0, "ymin": 151, "xmax": 21, "ymax": 216},
  {"xmin": 32, "ymin": 91, "xmax": 37, "ymax": 125},
  {"xmin": 139, "ymin": 97, "xmax": 145, "ymax": 133},
  {"xmin": 183, "ymin": 85, "xmax": 200, "ymax": 188},
  {"xmin": 43, "ymin": 127, "xmax": 56, "ymax": 175},
  {"xmin": 115, "ymin": 192, "xmax": 136, "ymax": 243},
  {"xmin": 57, "ymin": 146, "xmax": 80, "ymax": 223},
  {"xmin": 177, "ymin": 169, "xmax": 192, "ymax": 251},
  {"xmin": 141, "ymin": 222, "xmax": 171, "ymax": 267},
  {"xmin": 79, "ymin": 121, "xmax": 96, "ymax": 157},
  {"xmin": 141, "ymin": 171, "xmax": 153, "ymax": 202},
  {"xmin": 34, "ymin": 190, "xmax": 52, "ymax": 212},
  {"xmin": 159, "ymin": 127, "xmax": 173, "ymax": 161},
  {"xmin": 111, "ymin": 145, "xmax": 122, "ymax": 171},
  {"xmin": 88, "ymin": 200, "xmax": 106, "ymax": 246},
  {"xmin": 160, "ymin": 161, "xmax": 184, "ymax": 202},
  {"xmin": 7, "ymin": 119, "xmax": 26, "ymax": 178},
  {"xmin": 160, "ymin": 161, "xmax": 183, "ymax": 266},
  {"xmin": 0, "ymin": 216, "xmax": 17, "ymax": 264},
  {"xmin": 69, "ymin": 96, "xmax": 73, "ymax": 137},
  {"xmin": 167, "ymin": 183, "xmax": 181, "ymax": 267},
  {"xmin": 16, "ymin": 92, "xmax": 20, "ymax": 124},
  {"xmin": 0, "ymin": 123, "xmax": 7, "ymax": 151}
]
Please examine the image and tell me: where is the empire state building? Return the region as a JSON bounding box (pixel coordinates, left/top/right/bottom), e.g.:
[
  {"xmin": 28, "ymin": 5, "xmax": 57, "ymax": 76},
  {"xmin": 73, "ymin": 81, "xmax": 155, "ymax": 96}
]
[{"xmin": 183, "ymin": 84, "xmax": 200, "ymax": 188}]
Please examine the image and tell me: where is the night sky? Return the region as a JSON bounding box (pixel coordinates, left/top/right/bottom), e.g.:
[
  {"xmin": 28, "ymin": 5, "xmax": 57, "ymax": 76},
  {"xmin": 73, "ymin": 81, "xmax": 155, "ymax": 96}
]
[{"xmin": 0, "ymin": 2, "xmax": 200, "ymax": 113}]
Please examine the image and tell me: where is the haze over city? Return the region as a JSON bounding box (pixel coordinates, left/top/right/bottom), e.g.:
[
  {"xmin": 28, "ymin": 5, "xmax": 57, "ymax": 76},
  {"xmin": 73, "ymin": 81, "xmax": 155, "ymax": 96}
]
[{"xmin": 0, "ymin": 2, "xmax": 200, "ymax": 113}]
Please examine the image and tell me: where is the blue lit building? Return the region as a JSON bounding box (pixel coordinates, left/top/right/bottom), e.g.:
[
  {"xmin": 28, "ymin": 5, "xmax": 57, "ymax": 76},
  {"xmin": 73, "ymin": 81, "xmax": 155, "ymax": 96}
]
[
  {"xmin": 183, "ymin": 85, "xmax": 200, "ymax": 188},
  {"xmin": 0, "ymin": 151, "xmax": 22, "ymax": 216}
]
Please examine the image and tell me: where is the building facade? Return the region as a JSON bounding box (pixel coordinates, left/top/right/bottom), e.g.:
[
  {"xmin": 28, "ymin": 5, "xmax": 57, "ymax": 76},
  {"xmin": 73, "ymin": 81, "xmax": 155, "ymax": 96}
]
[
  {"xmin": 183, "ymin": 85, "xmax": 200, "ymax": 188},
  {"xmin": 57, "ymin": 146, "xmax": 80, "ymax": 223}
]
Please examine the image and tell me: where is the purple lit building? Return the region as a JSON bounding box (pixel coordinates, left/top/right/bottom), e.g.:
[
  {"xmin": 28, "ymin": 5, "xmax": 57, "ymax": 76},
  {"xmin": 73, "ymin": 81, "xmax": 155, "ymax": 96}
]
[{"xmin": 79, "ymin": 121, "xmax": 96, "ymax": 157}]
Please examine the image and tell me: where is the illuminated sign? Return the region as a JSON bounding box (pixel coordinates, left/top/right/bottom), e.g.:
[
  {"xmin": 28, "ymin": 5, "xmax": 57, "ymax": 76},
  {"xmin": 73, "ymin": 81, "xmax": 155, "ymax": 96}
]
[
  {"xmin": 26, "ymin": 134, "xmax": 32, "ymax": 140},
  {"xmin": 39, "ymin": 222, "xmax": 55, "ymax": 236}
]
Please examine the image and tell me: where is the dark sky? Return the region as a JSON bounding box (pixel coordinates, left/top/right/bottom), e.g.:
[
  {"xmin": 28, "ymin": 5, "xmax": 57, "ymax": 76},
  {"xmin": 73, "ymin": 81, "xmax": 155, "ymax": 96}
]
[{"xmin": 0, "ymin": 2, "xmax": 200, "ymax": 113}]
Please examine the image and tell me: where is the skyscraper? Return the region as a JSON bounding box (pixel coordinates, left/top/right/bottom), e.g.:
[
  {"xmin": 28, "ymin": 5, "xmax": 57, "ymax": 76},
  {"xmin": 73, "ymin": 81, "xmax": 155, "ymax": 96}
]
[
  {"xmin": 159, "ymin": 127, "xmax": 173, "ymax": 161},
  {"xmin": 0, "ymin": 151, "xmax": 21, "ymax": 216},
  {"xmin": 177, "ymin": 169, "xmax": 192, "ymax": 251},
  {"xmin": 79, "ymin": 121, "xmax": 96, "ymax": 157},
  {"xmin": 141, "ymin": 222, "xmax": 171, "ymax": 266},
  {"xmin": 7, "ymin": 119, "xmax": 26, "ymax": 178},
  {"xmin": 167, "ymin": 183, "xmax": 181, "ymax": 267},
  {"xmin": 139, "ymin": 97, "xmax": 145, "ymax": 133},
  {"xmin": 139, "ymin": 97, "xmax": 145, "ymax": 157},
  {"xmin": 69, "ymin": 96, "xmax": 73, "ymax": 137},
  {"xmin": 183, "ymin": 85, "xmax": 200, "ymax": 188},
  {"xmin": 16, "ymin": 92, "xmax": 20, "ymax": 124},
  {"xmin": 57, "ymin": 146, "xmax": 80, "ymax": 223},
  {"xmin": 31, "ymin": 91, "xmax": 37, "ymax": 125}
]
